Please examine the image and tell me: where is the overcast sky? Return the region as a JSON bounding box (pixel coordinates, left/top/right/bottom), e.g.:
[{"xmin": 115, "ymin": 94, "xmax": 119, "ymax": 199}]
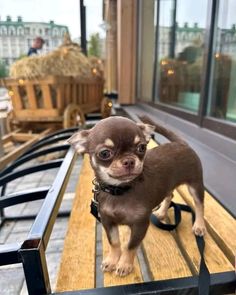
[{"xmin": 0, "ymin": 0, "xmax": 104, "ymax": 39}]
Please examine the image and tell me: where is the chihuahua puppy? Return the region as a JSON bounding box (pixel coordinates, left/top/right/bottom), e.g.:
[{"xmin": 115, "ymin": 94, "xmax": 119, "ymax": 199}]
[{"xmin": 68, "ymin": 115, "xmax": 206, "ymax": 277}]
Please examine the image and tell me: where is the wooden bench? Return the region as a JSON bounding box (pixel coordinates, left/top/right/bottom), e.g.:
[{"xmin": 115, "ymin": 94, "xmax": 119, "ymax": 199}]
[{"xmin": 55, "ymin": 140, "xmax": 236, "ymax": 294}]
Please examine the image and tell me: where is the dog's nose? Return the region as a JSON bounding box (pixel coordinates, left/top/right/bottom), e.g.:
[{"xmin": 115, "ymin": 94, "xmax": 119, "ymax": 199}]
[{"xmin": 122, "ymin": 158, "xmax": 135, "ymax": 170}]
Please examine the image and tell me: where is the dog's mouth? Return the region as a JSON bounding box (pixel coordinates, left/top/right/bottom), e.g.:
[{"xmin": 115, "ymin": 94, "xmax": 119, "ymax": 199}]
[{"xmin": 108, "ymin": 172, "xmax": 140, "ymax": 181}]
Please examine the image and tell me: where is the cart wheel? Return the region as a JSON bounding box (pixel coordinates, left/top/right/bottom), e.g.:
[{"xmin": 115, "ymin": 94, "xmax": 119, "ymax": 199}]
[
  {"xmin": 101, "ymin": 98, "xmax": 112, "ymax": 118},
  {"xmin": 6, "ymin": 111, "xmax": 19, "ymax": 133},
  {"xmin": 63, "ymin": 104, "xmax": 85, "ymax": 128}
]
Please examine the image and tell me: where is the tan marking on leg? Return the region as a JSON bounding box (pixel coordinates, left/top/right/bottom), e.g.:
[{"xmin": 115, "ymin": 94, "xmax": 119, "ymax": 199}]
[
  {"xmin": 116, "ymin": 248, "xmax": 137, "ymax": 277},
  {"xmin": 101, "ymin": 227, "xmax": 121, "ymax": 272},
  {"xmin": 189, "ymin": 186, "xmax": 207, "ymax": 236},
  {"xmin": 154, "ymin": 193, "xmax": 173, "ymax": 221},
  {"xmin": 104, "ymin": 138, "xmax": 114, "ymax": 147}
]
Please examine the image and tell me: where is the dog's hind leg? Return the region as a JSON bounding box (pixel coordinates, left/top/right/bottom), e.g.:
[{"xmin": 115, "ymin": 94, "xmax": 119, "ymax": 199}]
[
  {"xmin": 188, "ymin": 184, "xmax": 207, "ymax": 236},
  {"xmin": 153, "ymin": 193, "xmax": 174, "ymax": 221}
]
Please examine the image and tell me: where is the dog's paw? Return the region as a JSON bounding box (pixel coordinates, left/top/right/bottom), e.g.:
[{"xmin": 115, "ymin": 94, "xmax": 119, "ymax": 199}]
[
  {"xmin": 192, "ymin": 221, "xmax": 207, "ymax": 236},
  {"xmin": 101, "ymin": 258, "xmax": 117, "ymax": 272},
  {"xmin": 116, "ymin": 262, "xmax": 133, "ymax": 277},
  {"xmin": 101, "ymin": 251, "xmax": 121, "ymax": 272},
  {"xmin": 154, "ymin": 208, "xmax": 167, "ymax": 221}
]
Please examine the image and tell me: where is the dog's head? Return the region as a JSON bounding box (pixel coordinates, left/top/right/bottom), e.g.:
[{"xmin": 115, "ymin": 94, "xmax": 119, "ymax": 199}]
[{"xmin": 68, "ymin": 116, "xmax": 154, "ymax": 185}]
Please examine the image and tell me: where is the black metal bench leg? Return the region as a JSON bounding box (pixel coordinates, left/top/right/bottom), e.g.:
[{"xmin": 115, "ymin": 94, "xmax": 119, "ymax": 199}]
[{"xmin": 19, "ymin": 239, "xmax": 51, "ymax": 295}]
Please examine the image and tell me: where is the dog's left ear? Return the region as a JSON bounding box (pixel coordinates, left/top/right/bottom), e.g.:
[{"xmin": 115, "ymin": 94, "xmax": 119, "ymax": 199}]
[
  {"xmin": 67, "ymin": 130, "xmax": 90, "ymax": 154},
  {"xmin": 137, "ymin": 123, "xmax": 155, "ymax": 142}
]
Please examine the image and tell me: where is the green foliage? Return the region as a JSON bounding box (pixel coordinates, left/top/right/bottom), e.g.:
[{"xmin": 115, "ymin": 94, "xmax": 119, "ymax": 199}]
[
  {"xmin": 17, "ymin": 54, "xmax": 27, "ymax": 60},
  {"xmin": 88, "ymin": 33, "xmax": 101, "ymax": 57},
  {"xmin": 0, "ymin": 60, "xmax": 8, "ymax": 78}
]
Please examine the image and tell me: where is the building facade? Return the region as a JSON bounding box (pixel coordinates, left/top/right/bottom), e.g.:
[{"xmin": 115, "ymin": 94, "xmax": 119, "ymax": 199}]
[{"xmin": 0, "ymin": 16, "xmax": 69, "ymax": 66}]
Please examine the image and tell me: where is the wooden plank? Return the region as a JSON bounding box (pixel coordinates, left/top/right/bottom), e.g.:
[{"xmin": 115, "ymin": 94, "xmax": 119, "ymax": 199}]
[
  {"xmin": 2, "ymin": 134, "xmax": 13, "ymax": 145},
  {"xmin": 41, "ymin": 84, "xmax": 53, "ymax": 109},
  {"xmin": 103, "ymin": 226, "xmax": 143, "ymax": 286},
  {"xmin": 12, "ymin": 133, "xmax": 35, "ymax": 142},
  {"xmin": 26, "ymin": 84, "xmax": 37, "ymax": 109},
  {"xmin": 11, "ymin": 86, "xmax": 23, "ymax": 109},
  {"xmin": 65, "ymin": 84, "xmax": 71, "ymax": 106},
  {"xmin": 13, "ymin": 109, "xmax": 60, "ymax": 120},
  {"xmin": 56, "ymin": 84, "xmax": 64, "ymax": 110},
  {"xmin": 177, "ymin": 185, "xmax": 236, "ymax": 265},
  {"xmin": 56, "ymin": 155, "xmax": 96, "ymax": 292},
  {"xmin": 0, "ymin": 129, "xmax": 52, "ymax": 170},
  {"xmin": 72, "ymin": 84, "xmax": 77, "ymax": 105},
  {"xmin": 80, "ymin": 104, "xmax": 100, "ymax": 114},
  {"xmin": 143, "ymin": 224, "xmax": 192, "ymax": 280},
  {"xmin": 171, "ymin": 190, "xmax": 234, "ymax": 274}
]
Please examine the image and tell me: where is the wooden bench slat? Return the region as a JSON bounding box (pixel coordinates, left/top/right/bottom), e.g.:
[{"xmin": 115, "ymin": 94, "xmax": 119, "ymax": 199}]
[
  {"xmin": 177, "ymin": 185, "xmax": 236, "ymax": 265},
  {"xmin": 56, "ymin": 155, "xmax": 96, "ymax": 292},
  {"xmin": 103, "ymin": 226, "xmax": 143, "ymax": 287},
  {"xmin": 143, "ymin": 225, "xmax": 192, "ymax": 280},
  {"xmin": 172, "ymin": 191, "xmax": 234, "ymax": 274}
]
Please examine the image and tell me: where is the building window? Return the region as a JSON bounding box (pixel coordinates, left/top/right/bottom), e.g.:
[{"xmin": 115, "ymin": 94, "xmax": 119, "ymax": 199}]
[
  {"xmin": 0, "ymin": 26, "xmax": 7, "ymax": 35},
  {"xmin": 208, "ymin": 0, "xmax": 236, "ymax": 123},
  {"xmin": 155, "ymin": 0, "xmax": 208, "ymax": 113},
  {"xmin": 17, "ymin": 27, "xmax": 24, "ymax": 36},
  {"xmin": 25, "ymin": 27, "xmax": 30, "ymax": 35},
  {"xmin": 9, "ymin": 26, "xmax": 16, "ymax": 36},
  {"xmin": 53, "ymin": 28, "xmax": 58, "ymax": 36}
]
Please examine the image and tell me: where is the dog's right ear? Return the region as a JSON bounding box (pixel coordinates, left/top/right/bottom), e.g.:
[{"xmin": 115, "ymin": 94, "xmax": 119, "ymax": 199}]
[{"xmin": 67, "ymin": 130, "xmax": 90, "ymax": 154}]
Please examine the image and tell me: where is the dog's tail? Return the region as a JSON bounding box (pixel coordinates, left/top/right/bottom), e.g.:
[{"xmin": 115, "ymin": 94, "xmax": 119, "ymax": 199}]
[{"xmin": 139, "ymin": 115, "xmax": 185, "ymax": 143}]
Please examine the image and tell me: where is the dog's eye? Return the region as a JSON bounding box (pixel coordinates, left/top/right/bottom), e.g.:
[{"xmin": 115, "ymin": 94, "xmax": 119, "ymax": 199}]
[
  {"xmin": 98, "ymin": 149, "xmax": 113, "ymax": 160},
  {"xmin": 137, "ymin": 144, "xmax": 147, "ymax": 153}
]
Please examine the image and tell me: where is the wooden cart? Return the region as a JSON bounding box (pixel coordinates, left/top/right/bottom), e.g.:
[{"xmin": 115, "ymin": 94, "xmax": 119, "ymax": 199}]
[{"xmin": 0, "ymin": 75, "xmax": 112, "ymax": 131}]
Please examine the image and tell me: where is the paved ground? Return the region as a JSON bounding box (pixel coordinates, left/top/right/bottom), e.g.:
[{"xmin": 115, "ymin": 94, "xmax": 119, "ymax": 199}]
[{"xmin": 0, "ymin": 155, "xmax": 83, "ymax": 295}]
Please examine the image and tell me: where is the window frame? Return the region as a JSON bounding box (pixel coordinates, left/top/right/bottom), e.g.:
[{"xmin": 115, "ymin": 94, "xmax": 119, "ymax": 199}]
[{"xmin": 137, "ymin": 0, "xmax": 236, "ymax": 140}]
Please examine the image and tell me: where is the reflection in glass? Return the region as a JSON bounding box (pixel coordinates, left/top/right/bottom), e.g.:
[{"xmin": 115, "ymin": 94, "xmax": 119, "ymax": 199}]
[
  {"xmin": 156, "ymin": 0, "xmax": 208, "ymax": 113},
  {"xmin": 208, "ymin": 0, "xmax": 236, "ymax": 123}
]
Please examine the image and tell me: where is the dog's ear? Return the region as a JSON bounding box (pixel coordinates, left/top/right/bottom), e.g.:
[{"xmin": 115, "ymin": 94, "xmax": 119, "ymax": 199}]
[
  {"xmin": 137, "ymin": 123, "xmax": 155, "ymax": 142},
  {"xmin": 67, "ymin": 130, "xmax": 90, "ymax": 154}
]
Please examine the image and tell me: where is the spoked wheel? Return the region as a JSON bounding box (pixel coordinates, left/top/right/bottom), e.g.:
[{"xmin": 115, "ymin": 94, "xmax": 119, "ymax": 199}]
[
  {"xmin": 101, "ymin": 97, "xmax": 112, "ymax": 119},
  {"xmin": 63, "ymin": 104, "xmax": 85, "ymax": 128},
  {"xmin": 6, "ymin": 110, "xmax": 19, "ymax": 133}
]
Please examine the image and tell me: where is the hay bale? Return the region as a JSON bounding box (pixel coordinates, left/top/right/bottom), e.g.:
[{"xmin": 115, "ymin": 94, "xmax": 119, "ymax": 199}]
[{"xmin": 10, "ymin": 33, "xmax": 102, "ymax": 79}]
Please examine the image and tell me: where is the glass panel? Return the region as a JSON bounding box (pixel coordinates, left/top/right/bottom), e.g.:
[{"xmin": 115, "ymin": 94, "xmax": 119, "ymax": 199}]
[
  {"xmin": 136, "ymin": 0, "xmax": 156, "ymax": 101},
  {"xmin": 208, "ymin": 0, "xmax": 236, "ymax": 123},
  {"xmin": 156, "ymin": 0, "xmax": 208, "ymax": 113}
]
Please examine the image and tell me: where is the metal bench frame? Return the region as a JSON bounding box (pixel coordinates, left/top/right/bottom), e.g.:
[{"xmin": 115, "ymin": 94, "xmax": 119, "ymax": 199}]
[{"xmin": 0, "ymin": 128, "xmax": 77, "ymax": 294}]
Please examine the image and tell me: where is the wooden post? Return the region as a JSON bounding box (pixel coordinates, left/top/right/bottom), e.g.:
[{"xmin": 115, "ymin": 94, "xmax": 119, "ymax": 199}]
[
  {"xmin": 104, "ymin": 0, "xmax": 118, "ymax": 93},
  {"xmin": 137, "ymin": 0, "xmax": 155, "ymax": 101},
  {"xmin": 117, "ymin": 0, "xmax": 137, "ymax": 104}
]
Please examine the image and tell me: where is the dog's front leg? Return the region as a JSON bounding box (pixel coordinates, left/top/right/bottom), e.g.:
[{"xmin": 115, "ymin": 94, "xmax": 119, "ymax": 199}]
[
  {"xmin": 116, "ymin": 221, "xmax": 149, "ymax": 277},
  {"xmin": 102, "ymin": 222, "xmax": 121, "ymax": 272}
]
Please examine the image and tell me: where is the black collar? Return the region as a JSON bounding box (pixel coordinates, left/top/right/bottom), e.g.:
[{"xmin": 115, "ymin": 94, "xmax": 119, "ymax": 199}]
[
  {"xmin": 92, "ymin": 178, "xmax": 131, "ymax": 196},
  {"xmin": 90, "ymin": 178, "xmax": 131, "ymax": 222}
]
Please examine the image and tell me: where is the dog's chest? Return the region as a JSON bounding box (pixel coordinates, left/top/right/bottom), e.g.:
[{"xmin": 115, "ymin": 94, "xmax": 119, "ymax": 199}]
[{"xmin": 99, "ymin": 195, "xmax": 148, "ymax": 225}]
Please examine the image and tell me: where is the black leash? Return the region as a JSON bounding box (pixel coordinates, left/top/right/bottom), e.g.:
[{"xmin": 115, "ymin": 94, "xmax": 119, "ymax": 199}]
[{"xmin": 151, "ymin": 201, "xmax": 210, "ymax": 295}]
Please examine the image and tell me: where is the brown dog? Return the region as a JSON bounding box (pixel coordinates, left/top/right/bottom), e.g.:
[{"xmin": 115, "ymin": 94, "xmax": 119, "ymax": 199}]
[{"xmin": 68, "ymin": 115, "xmax": 206, "ymax": 276}]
